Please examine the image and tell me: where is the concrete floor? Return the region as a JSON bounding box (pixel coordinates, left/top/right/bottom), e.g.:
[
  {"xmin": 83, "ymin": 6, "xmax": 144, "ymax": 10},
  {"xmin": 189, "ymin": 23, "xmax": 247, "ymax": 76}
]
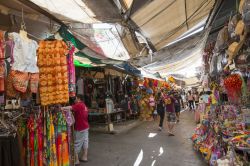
[{"xmin": 82, "ymin": 111, "xmax": 206, "ymax": 166}]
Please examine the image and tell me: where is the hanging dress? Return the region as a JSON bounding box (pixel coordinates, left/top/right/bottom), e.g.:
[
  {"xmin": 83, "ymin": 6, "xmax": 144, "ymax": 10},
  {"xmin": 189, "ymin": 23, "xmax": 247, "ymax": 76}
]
[
  {"xmin": 67, "ymin": 45, "xmax": 76, "ymax": 97},
  {"xmin": 0, "ymin": 31, "xmax": 5, "ymax": 92}
]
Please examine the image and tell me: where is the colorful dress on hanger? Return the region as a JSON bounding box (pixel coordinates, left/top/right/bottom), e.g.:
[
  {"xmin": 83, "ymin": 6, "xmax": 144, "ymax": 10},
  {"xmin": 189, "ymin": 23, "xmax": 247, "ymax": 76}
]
[
  {"xmin": 56, "ymin": 112, "xmax": 69, "ymax": 166},
  {"xmin": 37, "ymin": 116, "xmax": 43, "ymax": 166},
  {"xmin": 0, "ymin": 31, "xmax": 5, "ymax": 92},
  {"xmin": 67, "ymin": 45, "xmax": 76, "ymax": 97},
  {"xmin": 27, "ymin": 117, "xmax": 35, "ymax": 166},
  {"xmin": 46, "ymin": 112, "xmax": 58, "ymax": 166}
]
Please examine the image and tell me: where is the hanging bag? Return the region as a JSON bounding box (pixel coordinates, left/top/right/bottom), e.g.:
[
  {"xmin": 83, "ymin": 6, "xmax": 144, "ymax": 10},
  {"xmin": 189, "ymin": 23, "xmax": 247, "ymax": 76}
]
[
  {"xmin": 239, "ymin": 0, "xmax": 245, "ymax": 14},
  {"xmin": 242, "ymin": 0, "xmax": 250, "ymax": 25},
  {"xmin": 235, "ymin": 20, "xmax": 245, "ymax": 36},
  {"xmin": 214, "ymin": 26, "xmax": 229, "ymax": 52}
]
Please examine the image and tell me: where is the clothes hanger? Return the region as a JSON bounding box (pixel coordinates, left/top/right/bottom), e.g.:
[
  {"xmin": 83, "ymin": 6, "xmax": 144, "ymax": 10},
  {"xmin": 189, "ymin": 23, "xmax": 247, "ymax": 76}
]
[
  {"xmin": 44, "ymin": 19, "xmax": 57, "ymax": 41},
  {"xmin": 19, "ymin": 8, "xmax": 30, "ymax": 42}
]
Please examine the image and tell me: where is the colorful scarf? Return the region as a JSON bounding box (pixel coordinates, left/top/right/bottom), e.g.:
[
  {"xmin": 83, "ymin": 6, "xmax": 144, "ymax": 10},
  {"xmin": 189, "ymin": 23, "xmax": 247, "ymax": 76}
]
[
  {"xmin": 0, "ymin": 31, "xmax": 5, "ymax": 92},
  {"xmin": 49, "ymin": 113, "xmax": 58, "ymax": 166},
  {"xmin": 37, "ymin": 116, "xmax": 43, "ymax": 166},
  {"xmin": 67, "ymin": 45, "xmax": 76, "ymax": 97}
]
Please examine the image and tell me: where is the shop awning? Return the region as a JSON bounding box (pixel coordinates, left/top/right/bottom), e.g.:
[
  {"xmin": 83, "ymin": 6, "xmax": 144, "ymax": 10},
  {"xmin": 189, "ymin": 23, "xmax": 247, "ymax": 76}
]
[
  {"xmin": 74, "ymin": 60, "xmax": 93, "ymax": 68},
  {"xmin": 69, "ymin": 23, "xmax": 130, "ymax": 61},
  {"xmin": 114, "ymin": 62, "xmax": 141, "ymax": 76},
  {"xmin": 28, "ymin": 0, "xmax": 122, "ymax": 24},
  {"xmin": 130, "ymin": 0, "xmax": 215, "ymax": 50},
  {"xmin": 140, "ymin": 68, "xmax": 164, "ymax": 81},
  {"xmin": 58, "ymin": 26, "xmax": 124, "ymax": 66}
]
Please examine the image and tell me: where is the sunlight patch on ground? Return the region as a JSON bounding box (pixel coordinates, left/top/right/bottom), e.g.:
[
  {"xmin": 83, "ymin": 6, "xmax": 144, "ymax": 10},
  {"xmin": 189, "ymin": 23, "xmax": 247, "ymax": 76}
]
[
  {"xmin": 133, "ymin": 149, "xmax": 143, "ymax": 166},
  {"xmin": 158, "ymin": 147, "xmax": 164, "ymax": 156},
  {"xmin": 148, "ymin": 133, "xmax": 157, "ymax": 138},
  {"xmin": 151, "ymin": 160, "xmax": 156, "ymax": 166}
]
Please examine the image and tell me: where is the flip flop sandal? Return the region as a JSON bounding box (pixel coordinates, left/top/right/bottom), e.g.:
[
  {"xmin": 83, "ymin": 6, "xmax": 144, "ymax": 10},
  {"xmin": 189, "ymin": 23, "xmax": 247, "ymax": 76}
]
[{"xmin": 79, "ymin": 159, "xmax": 88, "ymax": 163}]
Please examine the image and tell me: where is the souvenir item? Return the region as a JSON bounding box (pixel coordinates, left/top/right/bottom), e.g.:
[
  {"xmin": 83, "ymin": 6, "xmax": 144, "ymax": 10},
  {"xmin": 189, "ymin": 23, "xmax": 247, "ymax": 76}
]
[
  {"xmin": 239, "ymin": 0, "xmax": 245, "ymax": 14},
  {"xmin": 210, "ymin": 54, "xmax": 218, "ymax": 77},
  {"xmin": 228, "ymin": 15, "xmax": 240, "ymax": 38},
  {"xmin": 235, "ymin": 20, "xmax": 245, "ymax": 36},
  {"xmin": 242, "ymin": 0, "xmax": 250, "ymax": 25},
  {"xmin": 214, "ymin": 26, "xmax": 229, "ymax": 52},
  {"xmin": 235, "ymin": 54, "xmax": 249, "ymax": 64}
]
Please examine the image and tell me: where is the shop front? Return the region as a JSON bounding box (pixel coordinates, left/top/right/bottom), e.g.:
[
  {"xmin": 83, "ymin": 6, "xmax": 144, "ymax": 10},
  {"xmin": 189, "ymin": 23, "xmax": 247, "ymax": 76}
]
[{"xmin": 192, "ymin": 2, "xmax": 250, "ymax": 165}]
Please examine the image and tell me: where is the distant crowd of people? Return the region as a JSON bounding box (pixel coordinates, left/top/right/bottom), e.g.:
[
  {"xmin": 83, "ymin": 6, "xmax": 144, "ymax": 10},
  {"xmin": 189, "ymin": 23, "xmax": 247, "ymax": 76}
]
[{"xmin": 132, "ymin": 89, "xmax": 184, "ymax": 136}]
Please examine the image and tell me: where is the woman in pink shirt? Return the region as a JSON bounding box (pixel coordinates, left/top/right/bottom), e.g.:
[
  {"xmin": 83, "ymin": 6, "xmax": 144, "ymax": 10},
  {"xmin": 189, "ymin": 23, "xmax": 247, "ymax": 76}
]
[{"xmin": 71, "ymin": 95, "xmax": 89, "ymax": 164}]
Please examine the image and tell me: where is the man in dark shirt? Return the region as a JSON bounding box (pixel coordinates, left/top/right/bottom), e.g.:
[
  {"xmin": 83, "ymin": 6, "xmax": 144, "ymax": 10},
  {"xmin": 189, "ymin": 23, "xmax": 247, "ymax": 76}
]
[
  {"xmin": 174, "ymin": 91, "xmax": 183, "ymax": 123},
  {"xmin": 156, "ymin": 91, "xmax": 165, "ymax": 131}
]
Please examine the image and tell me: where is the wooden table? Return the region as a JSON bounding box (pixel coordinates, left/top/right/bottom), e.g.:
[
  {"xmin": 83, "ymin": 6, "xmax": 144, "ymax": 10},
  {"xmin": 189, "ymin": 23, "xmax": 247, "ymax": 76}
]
[{"xmin": 88, "ymin": 109, "xmax": 127, "ymax": 124}]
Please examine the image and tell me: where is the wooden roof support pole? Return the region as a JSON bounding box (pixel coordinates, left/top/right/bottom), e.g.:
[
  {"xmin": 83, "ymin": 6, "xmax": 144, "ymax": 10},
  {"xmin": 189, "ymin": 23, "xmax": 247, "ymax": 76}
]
[{"xmin": 184, "ymin": 0, "xmax": 189, "ymax": 29}]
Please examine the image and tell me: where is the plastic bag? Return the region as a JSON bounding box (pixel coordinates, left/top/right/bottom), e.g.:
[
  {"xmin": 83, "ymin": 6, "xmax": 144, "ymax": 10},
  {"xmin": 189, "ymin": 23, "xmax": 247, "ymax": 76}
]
[
  {"xmin": 210, "ymin": 53, "xmax": 218, "ymax": 77},
  {"xmin": 242, "ymin": 0, "xmax": 250, "ymax": 25},
  {"xmin": 217, "ymin": 53, "xmax": 223, "ymax": 72},
  {"xmin": 221, "ymin": 52, "xmax": 228, "ymax": 66},
  {"xmin": 214, "ymin": 26, "xmax": 229, "ymax": 52}
]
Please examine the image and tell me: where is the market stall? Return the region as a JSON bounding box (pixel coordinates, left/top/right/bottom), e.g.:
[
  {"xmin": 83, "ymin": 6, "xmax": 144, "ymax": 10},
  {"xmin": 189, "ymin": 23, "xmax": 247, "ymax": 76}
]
[
  {"xmin": 0, "ymin": 29, "xmax": 76, "ymax": 165},
  {"xmin": 192, "ymin": 1, "xmax": 250, "ymax": 165}
]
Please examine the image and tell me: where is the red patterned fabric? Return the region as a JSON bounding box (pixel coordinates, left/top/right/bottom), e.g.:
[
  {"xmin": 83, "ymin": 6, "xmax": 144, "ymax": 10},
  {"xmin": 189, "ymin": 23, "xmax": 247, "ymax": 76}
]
[
  {"xmin": 6, "ymin": 71, "xmax": 18, "ymax": 97},
  {"xmin": 12, "ymin": 70, "xmax": 29, "ymax": 93},
  {"xmin": 30, "ymin": 73, "xmax": 39, "ymax": 93}
]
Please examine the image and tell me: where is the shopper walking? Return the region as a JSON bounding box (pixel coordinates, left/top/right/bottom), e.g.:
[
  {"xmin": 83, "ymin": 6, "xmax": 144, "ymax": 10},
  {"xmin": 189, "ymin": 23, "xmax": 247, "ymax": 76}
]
[
  {"xmin": 174, "ymin": 91, "xmax": 182, "ymax": 123},
  {"xmin": 164, "ymin": 92, "xmax": 176, "ymax": 136},
  {"xmin": 187, "ymin": 91, "xmax": 194, "ymax": 111},
  {"xmin": 71, "ymin": 95, "xmax": 89, "ymax": 164},
  {"xmin": 156, "ymin": 91, "xmax": 165, "ymax": 131},
  {"xmin": 194, "ymin": 92, "xmax": 199, "ymax": 109}
]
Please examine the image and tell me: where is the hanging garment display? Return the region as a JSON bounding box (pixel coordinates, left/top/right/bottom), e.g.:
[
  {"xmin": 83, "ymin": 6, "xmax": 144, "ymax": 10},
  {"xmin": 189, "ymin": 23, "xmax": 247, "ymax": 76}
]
[
  {"xmin": 17, "ymin": 107, "xmax": 72, "ymax": 166},
  {"xmin": 5, "ymin": 32, "xmax": 40, "ymax": 97},
  {"xmin": 38, "ymin": 40, "xmax": 69, "ymax": 105},
  {"xmin": 67, "ymin": 45, "xmax": 76, "ymax": 97},
  {"xmin": 0, "ymin": 31, "xmax": 5, "ymax": 92},
  {"xmin": 8, "ymin": 32, "xmax": 39, "ymax": 73}
]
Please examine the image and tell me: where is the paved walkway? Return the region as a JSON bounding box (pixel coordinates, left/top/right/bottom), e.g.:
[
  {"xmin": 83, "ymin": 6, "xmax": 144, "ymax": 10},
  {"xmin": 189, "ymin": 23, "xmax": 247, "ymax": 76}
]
[{"xmin": 81, "ymin": 110, "xmax": 205, "ymax": 166}]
